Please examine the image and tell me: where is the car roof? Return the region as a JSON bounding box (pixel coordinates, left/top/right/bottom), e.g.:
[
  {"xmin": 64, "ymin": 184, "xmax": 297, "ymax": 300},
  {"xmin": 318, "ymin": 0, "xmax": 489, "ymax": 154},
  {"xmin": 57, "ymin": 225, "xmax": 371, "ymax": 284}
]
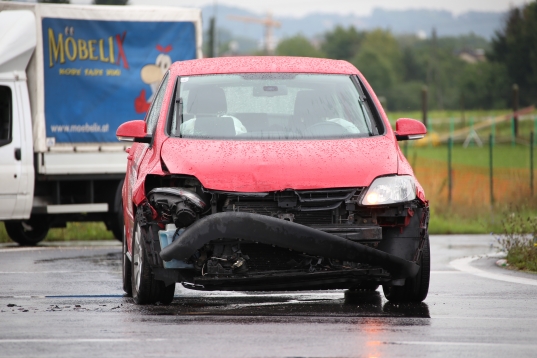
[{"xmin": 169, "ymin": 56, "xmax": 359, "ymax": 77}]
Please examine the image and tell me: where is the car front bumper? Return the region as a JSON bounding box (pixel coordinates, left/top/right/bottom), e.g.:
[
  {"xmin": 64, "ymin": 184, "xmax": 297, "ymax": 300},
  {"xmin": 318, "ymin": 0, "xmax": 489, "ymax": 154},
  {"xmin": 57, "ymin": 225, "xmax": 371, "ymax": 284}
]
[{"xmin": 159, "ymin": 211, "xmax": 420, "ymax": 280}]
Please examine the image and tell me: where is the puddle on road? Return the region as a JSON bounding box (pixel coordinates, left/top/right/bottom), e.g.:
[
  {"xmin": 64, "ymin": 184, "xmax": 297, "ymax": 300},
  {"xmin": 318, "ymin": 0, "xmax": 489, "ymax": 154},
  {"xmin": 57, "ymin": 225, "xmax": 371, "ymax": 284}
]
[
  {"xmin": 132, "ymin": 291, "xmax": 430, "ymax": 319},
  {"xmin": 34, "ymin": 253, "xmax": 121, "ymax": 269},
  {"xmin": 1, "ymin": 291, "xmax": 430, "ymax": 320}
]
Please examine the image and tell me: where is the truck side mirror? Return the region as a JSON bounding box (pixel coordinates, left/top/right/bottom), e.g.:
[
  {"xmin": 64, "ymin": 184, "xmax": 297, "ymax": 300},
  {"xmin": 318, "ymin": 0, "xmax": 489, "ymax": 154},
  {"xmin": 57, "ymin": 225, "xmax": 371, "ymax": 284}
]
[
  {"xmin": 394, "ymin": 118, "xmax": 427, "ymax": 141},
  {"xmin": 116, "ymin": 120, "xmax": 152, "ymax": 143}
]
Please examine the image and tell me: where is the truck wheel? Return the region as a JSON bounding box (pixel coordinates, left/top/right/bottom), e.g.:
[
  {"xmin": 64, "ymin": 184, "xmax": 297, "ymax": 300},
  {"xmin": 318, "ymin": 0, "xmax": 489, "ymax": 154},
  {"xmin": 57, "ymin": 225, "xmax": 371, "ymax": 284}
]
[
  {"xmin": 131, "ymin": 220, "xmax": 175, "ymax": 305},
  {"xmin": 109, "ymin": 180, "xmax": 124, "ymax": 242},
  {"xmin": 383, "ymin": 234, "xmax": 430, "ymax": 303},
  {"xmin": 5, "ymin": 216, "xmax": 50, "ymax": 246},
  {"xmin": 122, "ymin": 226, "xmax": 132, "ymax": 297}
]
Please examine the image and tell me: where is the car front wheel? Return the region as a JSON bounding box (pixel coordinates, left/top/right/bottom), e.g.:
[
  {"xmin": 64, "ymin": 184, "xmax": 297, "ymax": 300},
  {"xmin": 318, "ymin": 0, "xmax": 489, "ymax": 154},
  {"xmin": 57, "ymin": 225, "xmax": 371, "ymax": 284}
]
[
  {"xmin": 131, "ymin": 220, "xmax": 175, "ymax": 305},
  {"xmin": 383, "ymin": 234, "xmax": 430, "ymax": 303},
  {"xmin": 122, "ymin": 226, "xmax": 132, "ymax": 297}
]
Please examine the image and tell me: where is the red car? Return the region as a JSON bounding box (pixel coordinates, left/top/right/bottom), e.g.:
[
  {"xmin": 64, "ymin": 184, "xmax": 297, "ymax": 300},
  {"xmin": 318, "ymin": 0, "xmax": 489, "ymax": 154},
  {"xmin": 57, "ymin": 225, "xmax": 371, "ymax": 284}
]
[{"xmin": 116, "ymin": 56, "xmax": 429, "ymax": 305}]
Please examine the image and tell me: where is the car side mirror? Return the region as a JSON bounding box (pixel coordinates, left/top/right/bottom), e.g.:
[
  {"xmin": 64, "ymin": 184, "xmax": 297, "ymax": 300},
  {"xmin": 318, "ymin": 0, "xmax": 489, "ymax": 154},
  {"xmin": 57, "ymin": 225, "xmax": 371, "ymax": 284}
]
[
  {"xmin": 394, "ymin": 118, "xmax": 427, "ymax": 141},
  {"xmin": 116, "ymin": 120, "xmax": 152, "ymax": 143}
]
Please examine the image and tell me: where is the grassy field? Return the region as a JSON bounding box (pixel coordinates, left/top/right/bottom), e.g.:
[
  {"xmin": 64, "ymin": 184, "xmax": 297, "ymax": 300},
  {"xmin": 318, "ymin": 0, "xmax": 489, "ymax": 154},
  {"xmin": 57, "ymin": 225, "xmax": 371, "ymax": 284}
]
[
  {"xmin": 387, "ymin": 109, "xmax": 537, "ymax": 141},
  {"xmin": 0, "ymin": 222, "xmax": 114, "ymax": 244},
  {"xmin": 405, "ymin": 145, "xmax": 533, "ymax": 169}
]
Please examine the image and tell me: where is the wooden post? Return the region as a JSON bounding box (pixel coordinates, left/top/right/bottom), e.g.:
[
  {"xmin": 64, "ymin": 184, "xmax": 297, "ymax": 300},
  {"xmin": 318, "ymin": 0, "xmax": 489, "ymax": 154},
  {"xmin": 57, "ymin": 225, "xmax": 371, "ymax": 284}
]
[
  {"xmin": 421, "ymin": 86, "xmax": 428, "ymax": 127},
  {"xmin": 512, "ymin": 84, "xmax": 519, "ymax": 139}
]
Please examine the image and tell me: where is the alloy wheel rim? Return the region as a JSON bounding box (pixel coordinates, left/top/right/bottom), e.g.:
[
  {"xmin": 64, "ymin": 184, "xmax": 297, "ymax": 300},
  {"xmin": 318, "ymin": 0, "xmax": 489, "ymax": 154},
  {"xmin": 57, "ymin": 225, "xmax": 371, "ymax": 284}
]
[{"xmin": 133, "ymin": 224, "xmax": 142, "ymax": 291}]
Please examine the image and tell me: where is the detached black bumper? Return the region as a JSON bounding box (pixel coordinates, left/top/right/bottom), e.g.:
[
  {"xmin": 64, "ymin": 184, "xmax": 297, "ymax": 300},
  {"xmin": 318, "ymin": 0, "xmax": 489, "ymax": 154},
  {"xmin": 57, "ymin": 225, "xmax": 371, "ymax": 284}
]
[{"xmin": 159, "ymin": 212, "xmax": 419, "ymax": 279}]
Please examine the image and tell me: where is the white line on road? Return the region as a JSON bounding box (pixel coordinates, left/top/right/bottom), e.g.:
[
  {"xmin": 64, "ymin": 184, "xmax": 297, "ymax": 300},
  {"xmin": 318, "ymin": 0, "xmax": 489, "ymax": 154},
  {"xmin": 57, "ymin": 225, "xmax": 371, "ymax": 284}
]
[
  {"xmin": 384, "ymin": 340, "xmax": 537, "ymax": 348},
  {"xmin": 450, "ymin": 255, "xmax": 537, "ymax": 286},
  {"xmin": 0, "ymin": 338, "xmax": 166, "ymax": 344},
  {"xmin": 0, "ymin": 271, "xmax": 112, "ymax": 274}
]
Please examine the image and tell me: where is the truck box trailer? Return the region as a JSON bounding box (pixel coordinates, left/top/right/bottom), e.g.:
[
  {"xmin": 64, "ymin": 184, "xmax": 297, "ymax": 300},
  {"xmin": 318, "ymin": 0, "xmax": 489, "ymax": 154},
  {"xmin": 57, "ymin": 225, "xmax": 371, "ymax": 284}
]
[{"xmin": 0, "ymin": 1, "xmax": 202, "ymax": 244}]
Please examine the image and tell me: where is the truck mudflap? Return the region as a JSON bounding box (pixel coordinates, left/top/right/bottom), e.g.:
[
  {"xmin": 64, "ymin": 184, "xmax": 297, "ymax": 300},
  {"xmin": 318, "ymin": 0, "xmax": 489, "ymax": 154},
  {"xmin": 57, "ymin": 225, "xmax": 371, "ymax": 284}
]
[{"xmin": 159, "ymin": 212, "xmax": 420, "ymax": 279}]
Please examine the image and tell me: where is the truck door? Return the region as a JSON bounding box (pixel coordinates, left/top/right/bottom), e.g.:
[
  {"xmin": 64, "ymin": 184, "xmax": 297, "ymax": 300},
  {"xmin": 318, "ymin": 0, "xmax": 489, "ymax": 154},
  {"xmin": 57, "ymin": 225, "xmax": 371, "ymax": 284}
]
[{"xmin": 0, "ymin": 85, "xmax": 22, "ymax": 220}]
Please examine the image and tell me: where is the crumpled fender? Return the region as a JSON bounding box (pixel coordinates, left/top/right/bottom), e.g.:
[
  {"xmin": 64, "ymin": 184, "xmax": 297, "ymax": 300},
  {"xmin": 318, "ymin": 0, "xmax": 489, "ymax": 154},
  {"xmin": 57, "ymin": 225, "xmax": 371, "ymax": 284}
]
[{"xmin": 160, "ymin": 212, "xmax": 420, "ymax": 279}]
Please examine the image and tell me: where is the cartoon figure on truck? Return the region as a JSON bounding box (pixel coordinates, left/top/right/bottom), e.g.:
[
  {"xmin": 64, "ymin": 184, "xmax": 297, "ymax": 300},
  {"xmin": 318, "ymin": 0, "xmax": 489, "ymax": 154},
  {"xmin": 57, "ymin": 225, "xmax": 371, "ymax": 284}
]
[{"xmin": 0, "ymin": 1, "xmax": 202, "ymax": 245}]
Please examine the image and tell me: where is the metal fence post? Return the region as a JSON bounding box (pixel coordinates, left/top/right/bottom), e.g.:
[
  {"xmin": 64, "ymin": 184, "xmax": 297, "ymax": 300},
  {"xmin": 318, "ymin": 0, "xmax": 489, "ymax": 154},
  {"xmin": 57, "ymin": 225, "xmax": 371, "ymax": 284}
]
[
  {"xmin": 448, "ymin": 136, "xmax": 453, "ymax": 204},
  {"xmin": 531, "ymin": 131, "xmax": 534, "ymax": 197},
  {"xmin": 489, "ymin": 134, "xmax": 494, "ymax": 205},
  {"xmin": 491, "ymin": 116, "xmax": 495, "ymax": 147}
]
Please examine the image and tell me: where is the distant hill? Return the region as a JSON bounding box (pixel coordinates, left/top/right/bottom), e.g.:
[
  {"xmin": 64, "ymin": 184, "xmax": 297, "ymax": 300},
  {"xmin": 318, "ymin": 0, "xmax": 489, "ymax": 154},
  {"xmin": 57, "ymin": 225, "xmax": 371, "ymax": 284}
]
[{"xmin": 202, "ymin": 5, "xmax": 505, "ymax": 41}]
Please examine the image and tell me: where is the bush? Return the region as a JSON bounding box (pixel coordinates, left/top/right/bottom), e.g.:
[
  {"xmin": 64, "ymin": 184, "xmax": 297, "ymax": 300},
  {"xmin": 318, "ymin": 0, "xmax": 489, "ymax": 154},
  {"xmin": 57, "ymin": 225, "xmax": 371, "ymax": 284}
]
[{"xmin": 496, "ymin": 210, "xmax": 537, "ymax": 272}]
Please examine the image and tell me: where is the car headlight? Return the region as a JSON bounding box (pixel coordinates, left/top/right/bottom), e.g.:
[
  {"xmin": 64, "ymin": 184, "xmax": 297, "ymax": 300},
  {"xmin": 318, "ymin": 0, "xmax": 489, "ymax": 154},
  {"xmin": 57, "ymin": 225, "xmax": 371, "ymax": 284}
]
[{"xmin": 361, "ymin": 175, "xmax": 416, "ymax": 205}]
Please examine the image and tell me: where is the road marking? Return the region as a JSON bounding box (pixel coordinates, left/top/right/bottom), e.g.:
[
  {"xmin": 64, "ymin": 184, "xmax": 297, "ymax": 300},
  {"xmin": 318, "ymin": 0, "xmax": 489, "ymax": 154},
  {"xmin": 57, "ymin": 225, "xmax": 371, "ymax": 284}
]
[
  {"xmin": 0, "ymin": 271, "xmax": 112, "ymax": 274},
  {"xmin": 0, "ymin": 338, "xmax": 166, "ymax": 344},
  {"xmin": 384, "ymin": 341, "xmax": 537, "ymax": 348},
  {"xmin": 450, "ymin": 255, "xmax": 537, "ymax": 286}
]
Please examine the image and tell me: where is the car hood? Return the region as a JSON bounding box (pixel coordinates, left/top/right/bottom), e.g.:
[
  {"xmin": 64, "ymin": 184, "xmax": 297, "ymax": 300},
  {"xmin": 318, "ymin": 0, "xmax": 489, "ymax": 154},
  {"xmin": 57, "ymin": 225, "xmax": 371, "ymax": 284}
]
[{"xmin": 160, "ymin": 136, "xmax": 398, "ymax": 192}]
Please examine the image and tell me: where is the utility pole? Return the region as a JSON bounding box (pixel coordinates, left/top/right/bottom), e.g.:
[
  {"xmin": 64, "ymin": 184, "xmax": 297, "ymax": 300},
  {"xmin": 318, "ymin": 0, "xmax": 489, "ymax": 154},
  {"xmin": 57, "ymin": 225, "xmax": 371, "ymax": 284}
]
[
  {"xmin": 228, "ymin": 12, "xmax": 281, "ymax": 55},
  {"xmin": 207, "ymin": 17, "xmax": 216, "ymax": 58}
]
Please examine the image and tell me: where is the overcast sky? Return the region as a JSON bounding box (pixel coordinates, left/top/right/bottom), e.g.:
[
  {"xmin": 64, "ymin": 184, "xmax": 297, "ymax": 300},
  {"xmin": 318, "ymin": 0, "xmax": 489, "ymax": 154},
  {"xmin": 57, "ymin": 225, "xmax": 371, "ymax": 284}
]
[{"xmin": 116, "ymin": 0, "xmax": 530, "ymax": 17}]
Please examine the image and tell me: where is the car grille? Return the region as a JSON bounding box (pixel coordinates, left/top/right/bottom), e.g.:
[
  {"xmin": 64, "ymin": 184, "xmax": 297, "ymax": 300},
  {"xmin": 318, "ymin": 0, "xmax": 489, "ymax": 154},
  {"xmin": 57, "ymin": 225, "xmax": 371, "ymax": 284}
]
[{"xmin": 224, "ymin": 187, "xmax": 364, "ymax": 225}]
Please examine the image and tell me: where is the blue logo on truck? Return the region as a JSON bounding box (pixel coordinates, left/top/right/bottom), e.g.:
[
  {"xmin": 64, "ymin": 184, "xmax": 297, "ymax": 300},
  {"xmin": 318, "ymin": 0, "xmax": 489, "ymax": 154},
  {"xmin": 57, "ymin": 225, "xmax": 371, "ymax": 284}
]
[{"xmin": 42, "ymin": 18, "xmax": 196, "ymax": 143}]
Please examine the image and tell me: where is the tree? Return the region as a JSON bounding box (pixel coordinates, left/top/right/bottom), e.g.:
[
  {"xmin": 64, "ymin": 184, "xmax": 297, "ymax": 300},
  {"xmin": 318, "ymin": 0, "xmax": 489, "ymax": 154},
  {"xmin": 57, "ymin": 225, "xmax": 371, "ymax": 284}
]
[
  {"xmin": 321, "ymin": 26, "xmax": 364, "ymax": 61},
  {"xmin": 490, "ymin": 1, "xmax": 537, "ymax": 106},
  {"xmin": 351, "ymin": 30, "xmax": 402, "ymax": 97},
  {"xmin": 275, "ymin": 35, "xmax": 325, "ymax": 58},
  {"xmin": 459, "ymin": 62, "xmax": 509, "ymax": 110},
  {"xmin": 93, "ymin": 0, "xmax": 129, "ymax": 5}
]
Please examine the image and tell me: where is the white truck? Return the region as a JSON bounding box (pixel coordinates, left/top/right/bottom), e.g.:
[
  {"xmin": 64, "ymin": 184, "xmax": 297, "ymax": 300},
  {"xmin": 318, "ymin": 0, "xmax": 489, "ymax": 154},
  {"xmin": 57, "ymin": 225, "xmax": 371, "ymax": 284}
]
[{"xmin": 0, "ymin": 2, "xmax": 202, "ymax": 245}]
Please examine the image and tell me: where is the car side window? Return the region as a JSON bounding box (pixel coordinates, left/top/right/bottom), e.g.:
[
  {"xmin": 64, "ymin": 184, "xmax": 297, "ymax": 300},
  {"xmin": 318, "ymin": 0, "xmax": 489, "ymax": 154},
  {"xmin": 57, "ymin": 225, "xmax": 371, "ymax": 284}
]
[
  {"xmin": 145, "ymin": 72, "xmax": 170, "ymax": 136},
  {"xmin": 0, "ymin": 86, "xmax": 12, "ymax": 147}
]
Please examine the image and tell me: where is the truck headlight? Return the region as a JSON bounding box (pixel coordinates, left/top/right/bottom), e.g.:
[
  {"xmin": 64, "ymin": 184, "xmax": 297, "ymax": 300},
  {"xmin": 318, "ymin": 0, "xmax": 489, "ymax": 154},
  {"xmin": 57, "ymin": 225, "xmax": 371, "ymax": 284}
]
[{"xmin": 361, "ymin": 176, "xmax": 416, "ymax": 205}]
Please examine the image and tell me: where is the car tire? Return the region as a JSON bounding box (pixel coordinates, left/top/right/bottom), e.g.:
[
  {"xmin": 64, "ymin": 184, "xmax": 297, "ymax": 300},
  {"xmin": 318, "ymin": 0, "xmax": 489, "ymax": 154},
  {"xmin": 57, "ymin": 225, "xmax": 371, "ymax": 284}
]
[
  {"xmin": 122, "ymin": 226, "xmax": 132, "ymax": 297},
  {"xmin": 4, "ymin": 216, "xmax": 50, "ymax": 246},
  {"xmin": 382, "ymin": 234, "xmax": 430, "ymax": 303},
  {"xmin": 131, "ymin": 220, "xmax": 175, "ymax": 305}
]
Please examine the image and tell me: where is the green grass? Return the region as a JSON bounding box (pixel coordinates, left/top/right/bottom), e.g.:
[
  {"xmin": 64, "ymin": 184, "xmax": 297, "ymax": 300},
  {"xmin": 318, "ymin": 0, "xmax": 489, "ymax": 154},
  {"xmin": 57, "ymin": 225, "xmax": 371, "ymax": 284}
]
[
  {"xmin": 507, "ymin": 246, "xmax": 537, "ymax": 272},
  {"xmin": 387, "ymin": 109, "xmax": 537, "ymax": 139},
  {"xmin": 0, "ymin": 222, "xmax": 114, "ymax": 244},
  {"xmin": 404, "ymin": 144, "xmax": 534, "ymax": 169}
]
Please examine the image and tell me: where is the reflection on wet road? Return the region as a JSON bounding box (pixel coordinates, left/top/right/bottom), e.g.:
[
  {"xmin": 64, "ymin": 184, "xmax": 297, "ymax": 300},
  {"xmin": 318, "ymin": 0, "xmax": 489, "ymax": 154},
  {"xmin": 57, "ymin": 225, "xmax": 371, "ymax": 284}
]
[{"xmin": 1, "ymin": 235, "xmax": 537, "ymax": 357}]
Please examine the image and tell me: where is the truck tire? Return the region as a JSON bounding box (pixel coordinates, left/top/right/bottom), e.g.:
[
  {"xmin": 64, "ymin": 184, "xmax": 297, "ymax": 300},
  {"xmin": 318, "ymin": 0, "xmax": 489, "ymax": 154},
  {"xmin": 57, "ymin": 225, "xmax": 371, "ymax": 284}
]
[
  {"xmin": 108, "ymin": 180, "xmax": 124, "ymax": 242},
  {"xmin": 122, "ymin": 226, "xmax": 132, "ymax": 297},
  {"xmin": 5, "ymin": 216, "xmax": 50, "ymax": 246},
  {"xmin": 382, "ymin": 234, "xmax": 430, "ymax": 303},
  {"xmin": 131, "ymin": 220, "xmax": 175, "ymax": 305}
]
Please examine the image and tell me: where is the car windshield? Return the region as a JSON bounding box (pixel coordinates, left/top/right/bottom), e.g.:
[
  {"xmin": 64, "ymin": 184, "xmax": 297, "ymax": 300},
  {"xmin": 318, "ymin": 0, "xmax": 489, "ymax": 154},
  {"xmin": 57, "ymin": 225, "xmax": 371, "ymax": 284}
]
[{"xmin": 169, "ymin": 73, "xmax": 379, "ymax": 140}]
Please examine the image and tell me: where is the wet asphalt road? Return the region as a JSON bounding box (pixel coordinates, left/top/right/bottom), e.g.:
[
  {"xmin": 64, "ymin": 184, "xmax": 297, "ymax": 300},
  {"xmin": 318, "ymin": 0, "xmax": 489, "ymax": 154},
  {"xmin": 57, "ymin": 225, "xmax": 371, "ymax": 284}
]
[{"xmin": 1, "ymin": 235, "xmax": 537, "ymax": 357}]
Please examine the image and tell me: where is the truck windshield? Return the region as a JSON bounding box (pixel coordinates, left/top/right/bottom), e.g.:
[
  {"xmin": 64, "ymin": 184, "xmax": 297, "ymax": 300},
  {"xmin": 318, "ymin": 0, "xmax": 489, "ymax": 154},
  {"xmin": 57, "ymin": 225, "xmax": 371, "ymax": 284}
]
[{"xmin": 170, "ymin": 73, "xmax": 380, "ymax": 140}]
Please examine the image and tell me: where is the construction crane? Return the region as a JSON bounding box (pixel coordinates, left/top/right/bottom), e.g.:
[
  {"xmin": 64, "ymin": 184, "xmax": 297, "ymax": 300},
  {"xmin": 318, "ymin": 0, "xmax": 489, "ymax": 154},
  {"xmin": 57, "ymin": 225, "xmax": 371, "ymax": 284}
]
[{"xmin": 227, "ymin": 13, "xmax": 281, "ymax": 55}]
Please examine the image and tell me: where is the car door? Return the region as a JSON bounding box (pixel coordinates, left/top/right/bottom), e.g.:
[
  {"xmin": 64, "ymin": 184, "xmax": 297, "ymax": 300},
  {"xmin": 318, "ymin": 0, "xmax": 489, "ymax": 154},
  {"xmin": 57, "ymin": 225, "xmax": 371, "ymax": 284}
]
[
  {"xmin": 124, "ymin": 73, "xmax": 170, "ymax": 248},
  {"xmin": 0, "ymin": 84, "xmax": 22, "ymax": 220}
]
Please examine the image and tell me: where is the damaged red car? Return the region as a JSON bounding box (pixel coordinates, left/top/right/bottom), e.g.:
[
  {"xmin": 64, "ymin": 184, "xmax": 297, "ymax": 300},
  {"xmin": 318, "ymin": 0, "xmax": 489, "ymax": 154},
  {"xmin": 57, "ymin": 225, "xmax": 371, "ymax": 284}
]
[{"xmin": 116, "ymin": 56, "xmax": 429, "ymax": 305}]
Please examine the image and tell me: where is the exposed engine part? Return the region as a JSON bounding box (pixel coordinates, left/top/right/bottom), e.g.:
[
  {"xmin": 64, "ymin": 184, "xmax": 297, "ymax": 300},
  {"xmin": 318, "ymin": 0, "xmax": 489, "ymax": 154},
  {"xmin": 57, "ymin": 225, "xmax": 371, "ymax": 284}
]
[
  {"xmin": 202, "ymin": 243, "xmax": 249, "ymax": 276},
  {"xmin": 147, "ymin": 187, "xmax": 206, "ymax": 228}
]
